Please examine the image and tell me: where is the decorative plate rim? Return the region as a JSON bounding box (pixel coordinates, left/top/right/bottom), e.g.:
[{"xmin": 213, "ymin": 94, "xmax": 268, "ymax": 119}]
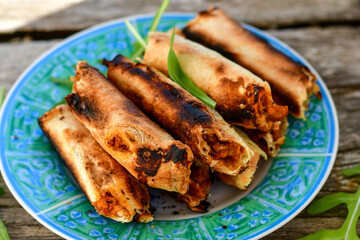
[
  {"xmin": 0, "ymin": 13, "xmax": 339, "ymax": 240},
  {"xmin": 242, "ymin": 23, "xmax": 339, "ymax": 239}
]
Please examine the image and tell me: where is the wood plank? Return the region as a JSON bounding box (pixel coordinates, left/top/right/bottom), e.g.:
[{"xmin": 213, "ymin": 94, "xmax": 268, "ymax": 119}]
[
  {"xmin": 265, "ymin": 217, "xmax": 360, "ymax": 239},
  {"xmin": 0, "ymin": 26, "xmax": 360, "ymax": 239},
  {"xmin": 0, "ymin": 0, "xmax": 359, "ymax": 35},
  {"xmin": 0, "ymin": 40, "xmax": 58, "ymax": 91}
]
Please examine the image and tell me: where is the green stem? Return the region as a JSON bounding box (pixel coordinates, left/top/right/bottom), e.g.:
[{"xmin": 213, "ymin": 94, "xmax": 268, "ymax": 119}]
[
  {"xmin": 50, "ymin": 77, "xmax": 73, "ymax": 87},
  {"xmin": 149, "ymin": 0, "xmax": 170, "ymax": 32},
  {"xmin": 0, "ymin": 86, "xmax": 5, "ymax": 108},
  {"xmin": 125, "ymin": 20, "xmax": 147, "ymax": 49}
]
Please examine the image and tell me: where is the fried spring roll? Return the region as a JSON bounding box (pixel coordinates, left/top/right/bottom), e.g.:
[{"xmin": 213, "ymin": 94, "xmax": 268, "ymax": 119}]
[
  {"xmin": 38, "ymin": 105, "xmax": 153, "ymax": 222},
  {"xmin": 173, "ymin": 160, "xmax": 212, "ymax": 212},
  {"xmin": 104, "ymin": 55, "xmax": 253, "ymax": 175},
  {"xmin": 143, "ymin": 32, "xmax": 288, "ymax": 155},
  {"xmin": 182, "ymin": 7, "xmax": 321, "ymax": 119},
  {"xmin": 216, "ymin": 128, "xmax": 266, "ymax": 190},
  {"xmin": 65, "ymin": 61, "xmax": 193, "ymax": 194}
]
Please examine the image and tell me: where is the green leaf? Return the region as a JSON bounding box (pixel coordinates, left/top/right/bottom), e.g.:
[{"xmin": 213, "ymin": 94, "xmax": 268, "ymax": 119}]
[
  {"xmin": 307, "ymin": 192, "xmax": 353, "ymax": 214},
  {"xmin": 127, "ymin": 0, "xmax": 170, "ymax": 61},
  {"xmin": 300, "ymin": 169, "xmax": 360, "ymax": 240},
  {"xmin": 0, "ymin": 86, "xmax": 5, "ymax": 108},
  {"xmin": 50, "ymin": 77, "xmax": 73, "ymax": 88},
  {"xmin": 0, "ymin": 187, "xmax": 4, "ymax": 196},
  {"xmin": 49, "ymin": 77, "xmax": 72, "ymax": 107},
  {"xmin": 0, "ymin": 221, "xmax": 10, "ymax": 240},
  {"xmin": 299, "ymin": 229, "xmax": 355, "ymax": 240},
  {"xmin": 342, "ymin": 165, "xmax": 360, "ymax": 177},
  {"xmin": 167, "ymin": 28, "xmax": 216, "ymax": 108}
]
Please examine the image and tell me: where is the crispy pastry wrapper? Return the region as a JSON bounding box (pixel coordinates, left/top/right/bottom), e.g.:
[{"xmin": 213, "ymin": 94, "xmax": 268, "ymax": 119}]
[
  {"xmin": 183, "ymin": 6, "xmax": 320, "ymax": 119},
  {"xmin": 143, "ymin": 32, "xmax": 288, "ymax": 156},
  {"xmin": 241, "ymin": 117, "xmax": 288, "ymax": 156},
  {"xmin": 38, "ymin": 105, "xmax": 153, "ymax": 222},
  {"xmin": 216, "ymin": 128, "xmax": 267, "ymax": 190},
  {"xmin": 104, "ymin": 55, "xmax": 254, "ymax": 175},
  {"xmin": 65, "ymin": 61, "xmax": 193, "ymax": 194}
]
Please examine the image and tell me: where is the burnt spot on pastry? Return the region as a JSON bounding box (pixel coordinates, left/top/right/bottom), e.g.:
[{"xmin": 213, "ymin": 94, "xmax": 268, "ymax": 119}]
[
  {"xmin": 179, "ymin": 101, "xmax": 213, "ymax": 126},
  {"xmin": 156, "ymin": 82, "xmax": 213, "ymax": 127},
  {"xmin": 216, "ymin": 63, "xmax": 225, "ymax": 74},
  {"xmin": 164, "ymin": 145, "xmax": 188, "ymax": 164},
  {"xmin": 136, "ymin": 144, "xmax": 189, "ymax": 180},
  {"xmin": 199, "ymin": 6, "xmax": 218, "ymax": 16},
  {"xmin": 136, "ymin": 148, "xmax": 164, "ymax": 178},
  {"xmin": 121, "ymin": 99, "xmax": 144, "ymax": 117},
  {"xmin": 155, "ymin": 81, "xmax": 213, "ymax": 126},
  {"xmin": 158, "ymin": 84, "xmax": 182, "ymax": 103},
  {"xmin": 65, "ymin": 93, "xmax": 100, "ymax": 122},
  {"xmin": 103, "ymin": 55, "xmax": 133, "ymax": 70},
  {"xmin": 128, "ymin": 67, "xmax": 155, "ymax": 83},
  {"xmin": 220, "ymin": 108, "xmax": 254, "ymax": 122},
  {"xmin": 246, "ymin": 30, "xmax": 309, "ymax": 70},
  {"xmin": 182, "ymin": 27, "xmax": 238, "ymax": 63}
]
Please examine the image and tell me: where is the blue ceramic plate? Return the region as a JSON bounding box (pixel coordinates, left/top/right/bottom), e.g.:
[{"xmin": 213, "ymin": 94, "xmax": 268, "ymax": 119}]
[{"xmin": 0, "ymin": 13, "xmax": 338, "ymax": 240}]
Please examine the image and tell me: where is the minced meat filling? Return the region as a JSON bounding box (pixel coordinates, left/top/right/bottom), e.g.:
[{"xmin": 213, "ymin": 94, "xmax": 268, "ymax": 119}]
[
  {"xmin": 107, "ymin": 135, "xmax": 129, "ymax": 151},
  {"xmin": 203, "ymin": 134, "xmax": 243, "ymax": 162},
  {"xmin": 93, "ymin": 191, "xmax": 130, "ymax": 219},
  {"xmin": 187, "ymin": 163, "xmax": 212, "ymax": 202}
]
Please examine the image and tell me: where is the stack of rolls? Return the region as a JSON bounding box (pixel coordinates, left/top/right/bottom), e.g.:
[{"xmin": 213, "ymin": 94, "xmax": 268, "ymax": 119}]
[{"xmin": 39, "ymin": 7, "xmax": 320, "ymax": 222}]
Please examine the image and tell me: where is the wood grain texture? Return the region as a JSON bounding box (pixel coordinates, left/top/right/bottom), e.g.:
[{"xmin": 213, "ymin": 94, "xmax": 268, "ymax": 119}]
[
  {"xmin": 0, "ymin": 26, "xmax": 359, "ymax": 239},
  {"xmin": 0, "ymin": 0, "xmax": 360, "ymax": 35}
]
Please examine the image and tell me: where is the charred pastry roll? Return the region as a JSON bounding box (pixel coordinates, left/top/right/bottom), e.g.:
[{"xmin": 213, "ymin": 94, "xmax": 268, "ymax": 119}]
[
  {"xmin": 38, "ymin": 105, "xmax": 153, "ymax": 222},
  {"xmin": 65, "ymin": 61, "xmax": 193, "ymax": 194},
  {"xmin": 216, "ymin": 128, "xmax": 266, "ymax": 190},
  {"xmin": 182, "ymin": 7, "xmax": 321, "ymax": 119},
  {"xmin": 172, "ymin": 160, "xmax": 212, "ymax": 212},
  {"xmin": 104, "ymin": 55, "xmax": 253, "ymax": 175},
  {"xmin": 142, "ymin": 32, "xmax": 288, "ymax": 155}
]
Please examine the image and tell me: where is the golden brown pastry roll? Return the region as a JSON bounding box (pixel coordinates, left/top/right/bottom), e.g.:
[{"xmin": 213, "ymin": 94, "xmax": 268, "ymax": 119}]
[
  {"xmin": 216, "ymin": 128, "xmax": 267, "ymax": 190},
  {"xmin": 172, "ymin": 160, "xmax": 212, "ymax": 212},
  {"xmin": 182, "ymin": 7, "xmax": 320, "ymax": 119},
  {"xmin": 38, "ymin": 105, "xmax": 153, "ymax": 222},
  {"xmin": 104, "ymin": 55, "xmax": 253, "ymax": 175},
  {"xmin": 65, "ymin": 61, "xmax": 193, "ymax": 194},
  {"xmin": 143, "ymin": 32, "xmax": 288, "ymax": 155}
]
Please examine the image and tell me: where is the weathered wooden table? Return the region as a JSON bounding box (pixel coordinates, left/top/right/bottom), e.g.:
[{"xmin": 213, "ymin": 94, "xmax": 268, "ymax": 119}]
[{"xmin": 0, "ymin": 0, "xmax": 359, "ymax": 239}]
